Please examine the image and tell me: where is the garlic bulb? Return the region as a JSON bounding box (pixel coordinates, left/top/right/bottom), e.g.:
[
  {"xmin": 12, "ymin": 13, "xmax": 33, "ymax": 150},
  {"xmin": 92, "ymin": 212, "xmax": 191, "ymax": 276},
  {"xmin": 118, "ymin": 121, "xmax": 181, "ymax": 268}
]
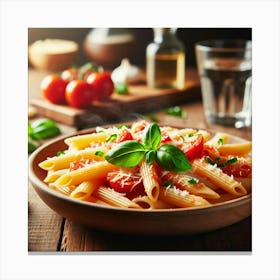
[{"xmin": 111, "ymin": 58, "xmax": 143, "ymax": 84}]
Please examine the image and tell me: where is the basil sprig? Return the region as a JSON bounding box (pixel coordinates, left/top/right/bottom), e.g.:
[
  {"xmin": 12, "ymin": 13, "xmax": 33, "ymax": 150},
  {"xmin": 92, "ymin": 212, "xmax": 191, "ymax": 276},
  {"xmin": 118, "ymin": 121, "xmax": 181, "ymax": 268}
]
[{"xmin": 105, "ymin": 123, "xmax": 192, "ymax": 172}]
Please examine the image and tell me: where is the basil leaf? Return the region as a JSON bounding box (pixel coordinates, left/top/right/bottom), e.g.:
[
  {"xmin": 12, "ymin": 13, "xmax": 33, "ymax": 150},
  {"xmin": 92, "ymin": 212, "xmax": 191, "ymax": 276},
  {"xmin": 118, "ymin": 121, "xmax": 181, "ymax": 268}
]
[
  {"xmin": 30, "ymin": 125, "xmax": 61, "ymax": 140},
  {"xmin": 143, "ymin": 123, "xmax": 161, "ymax": 149},
  {"xmin": 28, "ymin": 141, "xmax": 37, "ymax": 153},
  {"xmin": 145, "ymin": 150, "xmax": 156, "ymax": 164},
  {"xmin": 105, "ymin": 140, "xmax": 146, "ymax": 167},
  {"xmin": 31, "ymin": 118, "xmax": 57, "ymax": 129},
  {"xmin": 156, "ymin": 144, "xmax": 192, "ymax": 172}
]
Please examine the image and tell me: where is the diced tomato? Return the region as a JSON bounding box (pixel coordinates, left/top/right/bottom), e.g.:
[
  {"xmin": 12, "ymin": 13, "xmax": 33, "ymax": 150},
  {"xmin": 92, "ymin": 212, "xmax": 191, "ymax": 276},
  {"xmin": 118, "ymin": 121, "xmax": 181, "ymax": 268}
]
[
  {"xmin": 180, "ymin": 134, "xmax": 204, "ymax": 161},
  {"xmin": 106, "ymin": 171, "xmax": 145, "ymax": 195},
  {"xmin": 161, "ymin": 131, "xmax": 172, "ymax": 143},
  {"xmin": 221, "ymin": 160, "xmax": 252, "ymax": 178},
  {"xmin": 117, "ymin": 129, "xmax": 133, "ymax": 143},
  {"xmin": 131, "ymin": 120, "xmax": 149, "ymax": 134}
]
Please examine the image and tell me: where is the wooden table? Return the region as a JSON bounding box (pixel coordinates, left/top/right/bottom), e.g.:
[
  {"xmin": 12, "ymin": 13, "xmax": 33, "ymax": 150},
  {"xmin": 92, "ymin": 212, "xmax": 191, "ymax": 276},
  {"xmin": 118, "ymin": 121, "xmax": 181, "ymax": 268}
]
[{"xmin": 28, "ymin": 69, "xmax": 252, "ymax": 252}]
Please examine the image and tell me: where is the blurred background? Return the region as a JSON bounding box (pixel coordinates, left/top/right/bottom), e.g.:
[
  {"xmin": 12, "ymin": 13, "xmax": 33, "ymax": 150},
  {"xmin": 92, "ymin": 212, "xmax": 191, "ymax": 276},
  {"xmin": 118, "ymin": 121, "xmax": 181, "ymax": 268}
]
[{"xmin": 28, "ymin": 28, "xmax": 251, "ymax": 70}]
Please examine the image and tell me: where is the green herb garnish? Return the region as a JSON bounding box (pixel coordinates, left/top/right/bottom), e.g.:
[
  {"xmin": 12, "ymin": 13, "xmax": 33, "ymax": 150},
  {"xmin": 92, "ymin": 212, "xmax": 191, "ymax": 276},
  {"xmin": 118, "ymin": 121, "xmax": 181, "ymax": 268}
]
[
  {"xmin": 219, "ymin": 157, "xmax": 238, "ymax": 167},
  {"xmin": 205, "ymin": 156, "xmax": 238, "ymax": 168},
  {"xmin": 95, "ymin": 151, "xmax": 104, "ymax": 157},
  {"xmin": 106, "ymin": 134, "xmax": 117, "ymax": 143},
  {"xmin": 117, "ymin": 124, "xmax": 129, "ymax": 129},
  {"xmin": 105, "ymin": 123, "xmax": 192, "ymax": 172},
  {"xmin": 163, "ymin": 181, "xmax": 174, "ymax": 189},
  {"xmin": 164, "ymin": 106, "xmax": 186, "ymax": 118},
  {"xmin": 56, "ymin": 151, "xmax": 66, "ymax": 156},
  {"xmin": 188, "ymin": 178, "xmax": 199, "ymax": 184},
  {"xmin": 218, "ymin": 138, "xmax": 224, "ymax": 145}
]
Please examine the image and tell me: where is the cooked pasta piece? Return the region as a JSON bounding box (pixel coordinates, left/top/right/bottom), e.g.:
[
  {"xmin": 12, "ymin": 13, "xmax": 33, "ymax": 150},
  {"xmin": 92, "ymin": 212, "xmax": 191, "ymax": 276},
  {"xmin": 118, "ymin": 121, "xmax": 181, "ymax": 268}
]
[
  {"xmin": 217, "ymin": 142, "xmax": 252, "ymax": 156},
  {"xmin": 49, "ymin": 183, "xmax": 76, "ymax": 196},
  {"xmin": 192, "ymin": 158, "xmax": 247, "ymax": 196},
  {"xmin": 205, "ymin": 132, "xmax": 230, "ymax": 147},
  {"xmin": 39, "ymin": 147, "xmax": 108, "ymax": 171},
  {"xmin": 94, "ymin": 186, "xmax": 141, "ymax": 209},
  {"xmin": 160, "ymin": 170, "xmax": 220, "ymax": 199},
  {"xmin": 54, "ymin": 161, "xmax": 116, "ymax": 187},
  {"xmin": 44, "ymin": 169, "xmax": 68, "ymax": 183},
  {"xmin": 139, "ymin": 161, "xmax": 160, "ymax": 202},
  {"xmin": 70, "ymin": 180, "xmax": 102, "ymax": 200},
  {"xmin": 159, "ymin": 186, "xmax": 210, "ymax": 208},
  {"xmin": 64, "ymin": 132, "xmax": 109, "ymax": 150},
  {"xmin": 86, "ymin": 195, "xmax": 111, "ymax": 206},
  {"xmin": 132, "ymin": 196, "xmax": 172, "ymax": 209}
]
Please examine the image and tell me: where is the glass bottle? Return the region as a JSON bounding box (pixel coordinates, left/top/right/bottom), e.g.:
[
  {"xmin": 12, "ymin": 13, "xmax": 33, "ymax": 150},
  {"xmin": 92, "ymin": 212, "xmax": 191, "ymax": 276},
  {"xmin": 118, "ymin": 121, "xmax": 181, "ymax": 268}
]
[{"xmin": 146, "ymin": 28, "xmax": 185, "ymax": 89}]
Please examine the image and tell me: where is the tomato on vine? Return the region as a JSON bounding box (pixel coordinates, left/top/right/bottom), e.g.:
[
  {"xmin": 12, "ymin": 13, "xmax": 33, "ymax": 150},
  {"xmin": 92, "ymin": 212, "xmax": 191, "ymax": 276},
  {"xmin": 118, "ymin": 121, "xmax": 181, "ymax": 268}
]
[
  {"xmin": 65, "ymin": 80, "xmax": 95, "ymax": 109},
  {"xmin": 40, "ymin": 74, "xmax": 68, "ymax": 104},
  {"xmin": 86, "ymin": 72, "xmax": 114, "ymax": 101}
]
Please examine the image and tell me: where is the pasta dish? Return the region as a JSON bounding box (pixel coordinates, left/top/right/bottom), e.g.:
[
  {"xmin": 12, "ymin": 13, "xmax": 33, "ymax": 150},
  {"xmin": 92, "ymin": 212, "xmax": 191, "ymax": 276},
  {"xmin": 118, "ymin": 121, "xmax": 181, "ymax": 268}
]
[{"xmin": 38, "ymin": 120, "xmax": 252, "ymax": 210}]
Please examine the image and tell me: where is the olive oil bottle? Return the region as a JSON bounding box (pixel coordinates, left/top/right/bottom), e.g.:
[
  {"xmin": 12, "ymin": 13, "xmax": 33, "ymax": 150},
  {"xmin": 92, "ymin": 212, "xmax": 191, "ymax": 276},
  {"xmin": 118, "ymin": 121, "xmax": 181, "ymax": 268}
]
[{"xmin": 146, "ymin": 28, "xmax": 185, "ymax": 89}]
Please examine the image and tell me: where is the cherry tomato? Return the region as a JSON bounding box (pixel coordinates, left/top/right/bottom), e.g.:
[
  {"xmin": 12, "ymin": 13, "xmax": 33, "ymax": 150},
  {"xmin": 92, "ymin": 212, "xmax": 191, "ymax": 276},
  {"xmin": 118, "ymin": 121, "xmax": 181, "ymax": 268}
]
[
  {"xmin": 61, "ymin": 68, "xmax": 78, "ymax": 81},
  {"xmin": 65, "ymin": 80, "xmax": 95, "ymax": 109},
  {"xmin": 106, "ymin": 171, "xmax": 145, "ymax": 195},
  {"xmin": 86, "ymin": 72, "xmax": 114, "ymax": 101},
  {"xmin": 40, "ymin": 74, "xmax": 68, "ymax": 104},
  {"xmin": 180, "ymin": 135, "xmax": 204, "ymax": 161}
]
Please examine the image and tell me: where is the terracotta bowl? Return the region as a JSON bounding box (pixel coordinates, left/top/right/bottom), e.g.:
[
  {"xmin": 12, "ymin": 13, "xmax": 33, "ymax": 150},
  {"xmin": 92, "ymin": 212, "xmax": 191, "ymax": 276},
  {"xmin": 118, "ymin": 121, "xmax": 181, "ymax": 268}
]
[
  {"xmin": 28, "ymin": 39, "xmax": 79, "ymax": 71},
  {"xmin": 28, "ymin": 127, "xmax": 252, "ymax": 235}
]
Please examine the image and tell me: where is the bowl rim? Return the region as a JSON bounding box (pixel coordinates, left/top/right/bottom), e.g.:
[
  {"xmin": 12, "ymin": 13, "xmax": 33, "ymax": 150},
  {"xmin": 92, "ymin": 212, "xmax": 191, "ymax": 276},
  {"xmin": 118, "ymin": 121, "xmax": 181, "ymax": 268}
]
[{"xmin": 28, "ymin": 124, "xmax": 252, "ymax": 215}]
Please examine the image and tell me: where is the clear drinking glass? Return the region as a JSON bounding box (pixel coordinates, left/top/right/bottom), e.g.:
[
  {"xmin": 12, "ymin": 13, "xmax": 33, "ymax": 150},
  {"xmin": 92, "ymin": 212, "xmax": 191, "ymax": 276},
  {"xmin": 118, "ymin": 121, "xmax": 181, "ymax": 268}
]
[{"xmin": 195, "ymin": 40, "xmax": 252, "ymax": 128}]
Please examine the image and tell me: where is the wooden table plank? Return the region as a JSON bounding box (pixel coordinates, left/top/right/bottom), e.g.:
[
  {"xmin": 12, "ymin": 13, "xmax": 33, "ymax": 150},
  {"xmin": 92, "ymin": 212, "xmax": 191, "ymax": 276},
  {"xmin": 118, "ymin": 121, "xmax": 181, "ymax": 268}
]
[
  {"xmin": 59, "ymin": 217, "xmax": 251, "ymax": 252},
  {"xmin": 28, "ymin": 183, "xmax": 64, "ymax": 252}
]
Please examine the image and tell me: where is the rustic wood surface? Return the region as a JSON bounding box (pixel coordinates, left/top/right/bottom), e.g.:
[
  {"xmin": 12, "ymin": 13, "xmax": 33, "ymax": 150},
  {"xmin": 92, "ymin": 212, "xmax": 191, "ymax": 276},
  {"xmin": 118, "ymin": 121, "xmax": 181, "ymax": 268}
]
[{"xmin": 28, "ymin": 68, "xmax": 252, "ymax": 252}]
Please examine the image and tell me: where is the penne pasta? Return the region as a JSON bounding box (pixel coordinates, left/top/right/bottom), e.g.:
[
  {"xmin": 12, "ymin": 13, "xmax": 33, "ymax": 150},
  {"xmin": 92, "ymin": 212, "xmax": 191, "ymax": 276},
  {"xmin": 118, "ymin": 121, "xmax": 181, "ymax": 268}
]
[
  {"xmin": 159, "ymin": 186, "xmax": 210, "ymax": 208},
  {"xmin": 39, "ymin": 147, "xmax": 108, "ymax": 171},
  {"xmin": 132, "ymin": 196, "xmax": 173, "ymax": 210},
  {"xmin": 139, "ymin": 161, "xmax": 160, "ymax": 202},
  {"xmin": 160, "ymin": 170, "xmax": 220, "ymax": 199},
  {"xmin": 54, "ymin": 161, "xmax": 116, "ymax": 187},
  {"xmin": 64, "ymin": 132, "xmax": 109, "ymax": 150},
  {"xmin": 205, "ymin": 132, "xmax": 230, "ymax": 147},
  {"xmin": 94, "ymin": 186, "xmax": 141, "ymax": 209},
  {"xmin": 217, "ymin": 142, "xmax": 252, "ymax": 156},
  {"xmin": 70, "ymin": 180, "xmax": 102, "ymax": 200},
  {"xmin": 44, "ymin": 169, "xmax": 68, "ymax": 183},
  {"xmin": 192, "ymin": 158, "xmax": 247, "ymax": 196}
]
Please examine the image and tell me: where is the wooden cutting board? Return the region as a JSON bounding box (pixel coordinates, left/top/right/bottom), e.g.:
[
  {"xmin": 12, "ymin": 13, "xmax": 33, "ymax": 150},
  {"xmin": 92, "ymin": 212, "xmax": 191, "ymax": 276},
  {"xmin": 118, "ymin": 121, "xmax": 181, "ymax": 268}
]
[{"xmin": 30, "ymin": 70, "xmax": 201, "ymax": 129}]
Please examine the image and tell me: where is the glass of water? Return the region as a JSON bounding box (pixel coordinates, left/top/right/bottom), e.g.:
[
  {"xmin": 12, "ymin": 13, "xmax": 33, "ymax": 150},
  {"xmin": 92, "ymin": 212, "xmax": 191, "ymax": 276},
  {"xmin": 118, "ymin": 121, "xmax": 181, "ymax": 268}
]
[{"xmin": 195, "ymin": 40, "xmax": 252, "ymax": 128}]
